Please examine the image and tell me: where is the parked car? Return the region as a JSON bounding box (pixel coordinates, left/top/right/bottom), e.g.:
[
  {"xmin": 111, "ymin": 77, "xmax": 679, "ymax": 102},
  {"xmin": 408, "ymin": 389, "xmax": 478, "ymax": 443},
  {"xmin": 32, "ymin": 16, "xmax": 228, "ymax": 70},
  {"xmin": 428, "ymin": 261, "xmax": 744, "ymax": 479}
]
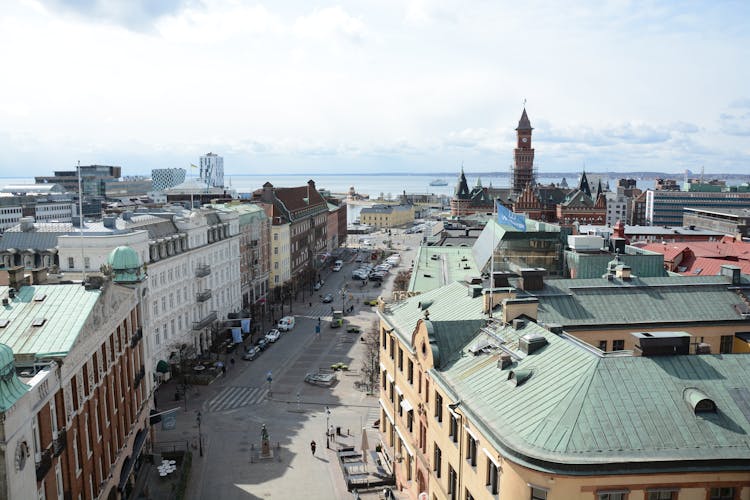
[
  {"xmin": 242, "ymin": 347, "xmax": 259, "ymax": 360},
  {"xmin": 369, "ymin": 271, "xmax": 386, "ymax": 281},
  {"xmin": 332, "ymin": 262, "xmax": 342, "ymax": 272},
  {"xmin": 352, "ymin": 271, "xmax": 367, "ymax": 280},
  {"xmin": 265, "ymin": 329, "xmax": 281, "ymax": 343},
  {"xmin": 355, "ymin": 255, "xmax": 364, "ymax": 262},
  {"xmin": 254, "ymin": 338, "xmax": 269, "ymax": 351},
  {"xmin": 322, "ymin": 293, "xmax": 334, "ymax": 303},
  {"xmin": 277, "ymin": 316, "xmax": 295, "ymax": 331},
  {"xmin": 314, "ymin": 281, "xmax": 323, "ymax": 291}
]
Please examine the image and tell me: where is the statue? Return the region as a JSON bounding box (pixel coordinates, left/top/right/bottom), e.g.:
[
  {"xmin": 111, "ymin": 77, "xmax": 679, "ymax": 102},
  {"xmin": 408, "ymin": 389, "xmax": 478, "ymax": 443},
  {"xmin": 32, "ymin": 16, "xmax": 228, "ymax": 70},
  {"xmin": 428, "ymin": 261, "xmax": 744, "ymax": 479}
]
[{"xmin": 260, "ymin": 424, "xmax": 271, "ymax": 458}]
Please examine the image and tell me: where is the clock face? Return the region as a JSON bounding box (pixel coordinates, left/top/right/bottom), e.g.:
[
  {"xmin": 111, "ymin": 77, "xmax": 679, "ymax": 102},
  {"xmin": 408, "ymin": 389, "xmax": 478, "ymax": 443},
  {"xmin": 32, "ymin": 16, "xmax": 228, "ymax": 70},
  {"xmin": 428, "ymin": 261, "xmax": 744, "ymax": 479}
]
[{"xmin": 522, "ymin": 137, "xmax": 528, "ymax": 143}]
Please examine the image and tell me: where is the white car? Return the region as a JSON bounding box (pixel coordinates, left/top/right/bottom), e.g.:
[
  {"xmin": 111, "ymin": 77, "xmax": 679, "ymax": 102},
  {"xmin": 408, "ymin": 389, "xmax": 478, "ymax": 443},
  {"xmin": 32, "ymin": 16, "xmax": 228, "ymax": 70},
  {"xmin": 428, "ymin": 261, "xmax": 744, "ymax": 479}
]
[
  {"xmin": 265, "ymin": 329, "xmax": 281, "ymax": 343},
  {"xmin": 332, "ymin": 263, "xmax": 342, "ymax": 272},
  {"xmin": 277, "ymin": 316, "xmax": 295, "ymax": 331}
]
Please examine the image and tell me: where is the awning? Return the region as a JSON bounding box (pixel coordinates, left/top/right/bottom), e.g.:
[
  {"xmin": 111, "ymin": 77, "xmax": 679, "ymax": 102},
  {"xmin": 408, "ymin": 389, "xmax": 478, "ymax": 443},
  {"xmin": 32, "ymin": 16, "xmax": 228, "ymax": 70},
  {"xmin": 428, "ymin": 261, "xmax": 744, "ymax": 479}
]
[
  {"xmin": 400, "ymin": 398, "xmax": 413, "ymax": 413},
  {"xmin": 482, "ymin": 447, "xmax": 501, "ymax": 467},
  {"xmin": 394, "ymin": 426, "xmax": 414, "ymax": 457},
  {"xmin": 156, "ymin": 360, "xmax": 170, "ymax": 373},
  {"xmin": 118, "ymin": 428, "xmax": 148, "ymax": 491},
  {"xmin": 379, "ymin": 399, "xmax": 395, "ymax": 424}
]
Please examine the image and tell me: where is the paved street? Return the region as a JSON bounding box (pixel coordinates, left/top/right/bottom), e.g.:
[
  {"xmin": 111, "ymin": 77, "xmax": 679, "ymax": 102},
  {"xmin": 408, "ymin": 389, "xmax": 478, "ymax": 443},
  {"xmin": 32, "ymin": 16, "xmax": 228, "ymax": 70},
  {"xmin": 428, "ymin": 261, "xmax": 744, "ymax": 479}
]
[{"xmin": 152, "ymin": 230, "xmax": 422, "ymax": 500}]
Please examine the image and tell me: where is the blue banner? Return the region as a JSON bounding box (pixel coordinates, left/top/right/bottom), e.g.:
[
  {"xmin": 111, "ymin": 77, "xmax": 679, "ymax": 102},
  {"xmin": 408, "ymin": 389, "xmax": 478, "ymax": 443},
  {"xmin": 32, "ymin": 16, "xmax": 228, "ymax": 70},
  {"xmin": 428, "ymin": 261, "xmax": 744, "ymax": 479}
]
[
  {"xmin": 497, "ymin": 201, "xmax": 526, "ymax": 232},
  {"xmin": 241, "ymin": 318, "xmax": 251, "ymax": 333},
  {"xmin": 232, "ymin": 327, "xmax": 243, "ymax": 344}
]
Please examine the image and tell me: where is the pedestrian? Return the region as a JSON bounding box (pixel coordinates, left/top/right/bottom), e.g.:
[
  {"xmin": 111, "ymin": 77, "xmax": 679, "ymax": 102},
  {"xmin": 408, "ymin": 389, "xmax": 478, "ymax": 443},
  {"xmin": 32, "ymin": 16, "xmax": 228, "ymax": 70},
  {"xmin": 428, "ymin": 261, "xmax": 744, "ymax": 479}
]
[
  {"xmin": 309, "ymin": 302, "xmax": 312, "ymax": 308},
  {"xmin": 230, "ymin": 358, "xmax": 235, "ymax": 368},
  {"xmin": 310, "ymin": 440, "xmax": 317, "ymax": 455},
  {"xmin": 221, "ymin": 365, "xmax": 226, "ymax": 377}
]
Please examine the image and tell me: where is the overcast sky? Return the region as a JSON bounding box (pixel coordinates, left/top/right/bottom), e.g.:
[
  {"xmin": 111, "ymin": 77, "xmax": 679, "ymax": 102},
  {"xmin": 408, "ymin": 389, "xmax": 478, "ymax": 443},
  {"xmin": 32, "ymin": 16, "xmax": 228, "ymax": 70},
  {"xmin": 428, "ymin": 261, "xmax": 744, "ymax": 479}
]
[{"xmin": 1, "ymin": 0, "xmax": 749, "ymax": 177}]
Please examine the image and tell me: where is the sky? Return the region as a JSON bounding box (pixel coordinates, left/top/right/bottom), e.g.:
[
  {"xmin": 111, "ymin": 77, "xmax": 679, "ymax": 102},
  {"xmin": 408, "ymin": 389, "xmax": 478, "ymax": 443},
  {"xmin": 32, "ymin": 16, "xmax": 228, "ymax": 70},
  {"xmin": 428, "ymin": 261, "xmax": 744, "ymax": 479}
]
[{"xmin": 1, "ymin": 0, "xmax": 749, "ymax": 177}]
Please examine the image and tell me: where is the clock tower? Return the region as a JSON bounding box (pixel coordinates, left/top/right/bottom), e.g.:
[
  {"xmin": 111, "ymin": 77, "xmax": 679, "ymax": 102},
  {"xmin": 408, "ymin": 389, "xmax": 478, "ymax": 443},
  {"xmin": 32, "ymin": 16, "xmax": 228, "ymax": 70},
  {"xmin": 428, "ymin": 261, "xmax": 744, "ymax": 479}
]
[{"xmin": 512, "ymin": 108, "xmax": 535, "ymax": 194}]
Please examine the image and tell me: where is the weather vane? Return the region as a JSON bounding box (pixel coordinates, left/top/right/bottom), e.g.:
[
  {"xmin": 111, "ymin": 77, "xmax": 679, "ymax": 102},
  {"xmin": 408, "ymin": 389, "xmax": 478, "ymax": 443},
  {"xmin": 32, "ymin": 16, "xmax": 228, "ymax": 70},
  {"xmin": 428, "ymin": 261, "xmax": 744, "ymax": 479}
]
[{"xmin": 523, "ymin": 98, "xmax": 527, "ymax": 108}]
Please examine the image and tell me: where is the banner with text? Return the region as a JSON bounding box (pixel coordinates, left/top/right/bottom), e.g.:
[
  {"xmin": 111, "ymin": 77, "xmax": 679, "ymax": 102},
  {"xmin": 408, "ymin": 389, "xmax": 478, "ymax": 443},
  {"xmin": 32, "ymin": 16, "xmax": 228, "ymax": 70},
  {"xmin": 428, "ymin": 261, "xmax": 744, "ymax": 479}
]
[
  {"xmin": 232, "ymin": 327, "xmax": 243, "ymax": 344},
  {"xmin": 496, "ymin": 201, "xmax": 526, "ymax": 232}
]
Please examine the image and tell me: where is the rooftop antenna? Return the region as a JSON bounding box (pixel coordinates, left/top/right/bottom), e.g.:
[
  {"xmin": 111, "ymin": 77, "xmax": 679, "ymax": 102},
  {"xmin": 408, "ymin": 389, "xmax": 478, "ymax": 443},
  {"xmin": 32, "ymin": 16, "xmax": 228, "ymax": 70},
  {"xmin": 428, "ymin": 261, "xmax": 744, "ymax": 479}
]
[{"xmin": 77, "ymin": 160, "xmax": 86, "ymax": 281}]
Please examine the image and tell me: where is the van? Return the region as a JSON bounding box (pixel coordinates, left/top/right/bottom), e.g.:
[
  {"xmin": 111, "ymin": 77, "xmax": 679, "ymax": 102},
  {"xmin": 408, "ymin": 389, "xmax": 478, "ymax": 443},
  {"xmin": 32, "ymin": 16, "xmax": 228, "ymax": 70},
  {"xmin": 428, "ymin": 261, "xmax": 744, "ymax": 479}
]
[
  {"xmin": 333, "ymin": 260, "xmax": 343, "ymax": 272},
  {"xmin": 277, "ymin": 316, "xmax": 295, "ymax": 331}
]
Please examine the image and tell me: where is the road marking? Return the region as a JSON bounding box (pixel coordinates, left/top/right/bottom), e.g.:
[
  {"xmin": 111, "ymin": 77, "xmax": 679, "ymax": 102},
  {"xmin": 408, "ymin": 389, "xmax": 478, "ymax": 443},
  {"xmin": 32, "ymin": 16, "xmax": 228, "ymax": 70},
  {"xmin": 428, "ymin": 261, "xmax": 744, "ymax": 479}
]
[{"xmin": 207, "ymin": 386, "xmax": 267, "ymax": 412}]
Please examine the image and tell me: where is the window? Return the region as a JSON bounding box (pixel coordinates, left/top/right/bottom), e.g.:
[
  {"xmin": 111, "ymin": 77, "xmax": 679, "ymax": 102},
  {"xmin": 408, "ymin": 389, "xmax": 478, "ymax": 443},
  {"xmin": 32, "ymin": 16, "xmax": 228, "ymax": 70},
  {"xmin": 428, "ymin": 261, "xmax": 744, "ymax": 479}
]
[
  {"xmin": 390, "ymin": 337, "xmax": 395, "ymax": 360},
  {"xmin": 449, "ymin": 414, "xmax": 459, "ymax": 443},
  {"xmin": 647, "ymin": 491, "xmax": 676, "ymax": 500},
  {"xmin": 465, "ymin": 489, "xmax": 475, "ymax": 500},
  {"xmin": 68, "ymin": 257, "xmax": 74, "ymax": 269},
  {"xmin": 709, "ymin": 487, "xmax": 735, "ymax": 500},
  {"xmin": 382, "ymin": 370, "xmax": 387, "ymax": 390},
  {"xmin": 448, "ymin": 465, "xmax": 458, "ymax": 500},
  {"xmin": 486, "ymin": 458, "xmax": 500, "ymax": 495},
  {"xmin": 466, "ymin": 431, "xmax": 477, "ymax": 466},
  {"xmin": 84, "ymin": 257, "xmax": 90, "ymax": 269},
  {"xmin": 612, "ymin": 339, "xmax": 625, "ymax": 351},
  {"xmin": 407, "ymin": 360, "xmax": 414, "ymax": 384},
  {"xmin": 398, "ymin": 395, "xmax": 404, "ymax": 417},
  {"xmin": 382, "ymin": 329, "xmax": 387, "ymax": 349},
  {"xmin": 720, "ymin": 335, "xmax": 733, "ymax": 354},
  {"xmin": 530, "ymin": 486, "xmax": 548, "ymax": 500},
  {"xmin": 398, "ymin": 347, "xmax": 403, "ymax": 371},
  {"xmin": 407, "ymin": 410, "xmax": 414, "ymax": 433},
  {"xmin": 598, "ymin": 492, "xmax": 627, "ymax": 500},
  {"xmin": 55, "ymin": 461, "xmax": 64, "ymax": 499},
  {"xmin": 433, "ymin": 444, "xmax": 442, "ymax": 478},
  {"xmin": 435, "ymin": 393, "xmax": 443, "ymax": 423},
  {"xmin": 599, "ymin": 340, "xmax": 607, "ymax": 351}
]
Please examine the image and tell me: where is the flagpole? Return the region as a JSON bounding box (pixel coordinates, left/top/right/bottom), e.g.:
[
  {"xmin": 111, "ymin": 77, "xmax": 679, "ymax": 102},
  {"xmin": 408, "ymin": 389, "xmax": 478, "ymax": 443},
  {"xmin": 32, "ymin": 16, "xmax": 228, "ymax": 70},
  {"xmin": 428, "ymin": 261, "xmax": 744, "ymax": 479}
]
[{"xmin": 77, "ymin": 161, "xmax": 86, "ymax": 281}]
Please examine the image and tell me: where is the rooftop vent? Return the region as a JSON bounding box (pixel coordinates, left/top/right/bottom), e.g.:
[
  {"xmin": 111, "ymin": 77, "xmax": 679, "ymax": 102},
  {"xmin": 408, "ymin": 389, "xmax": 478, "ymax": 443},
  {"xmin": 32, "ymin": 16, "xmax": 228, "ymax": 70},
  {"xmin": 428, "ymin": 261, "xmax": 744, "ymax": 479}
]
[
  {"xmin": 469, "ymin": 338, "xmax": 492, "ymax": 355},
  {"xmin": 497, "ymin": 354, "xmax": 513, "ymax": 370},
  {"xmin": 683, "ymin": 387, "xmax": 716, "ymax": 414},
  {"xmin": 696, "ymin": 343, "xmax": 711, "ymax": 355},
  {"xmin": 418, "ymin": 300, "xmax": 433, "ymax": 311},
  {"xmin": 33, "ymin": 293, "xmax": 47, "ymax": 302},
  {"xmin": 519, "ymin": 333, "xmax": 548, "ymax": 354},
  {"xmin": 2, "ymin": 299, "xmax": 7, "ymax": 307},
  {"xmin": 8, "ymin": 289, "xmax": 16, "ymax": 299},
  {"xmin": 631, "ymin": 331, "xmax": 691, "ymax": 356},
  {"xmin": 518, "ymin": 268, "xmax": 546, "ymax": 291},
  {"xmin": 507, "ymin": 369, "xmax": 533, "ymax": 387},
  {"xmin": 512, "ymin": 318, "xmax": 526, "ymax": 330},
  {"xmin": 20, "ymin": 217, "xmax": 35, "ymax": 232},
  {"xmin": 32, "ymin": 317, "xmax": 46, "ymax": 327},
  {"xmin": 102, "ymin": 216, "xmax": 117, "ymax": 229},
  {"xmin": 546, "ymin": 323, "xmax": 563, "ymax": 335},
  {"xmin": 0, "ymin": 319, "xmax": 9, "ymax": 328},
  {"xmin": 468, "ymin": 285, "xmax": 483, "ymax": 298}
]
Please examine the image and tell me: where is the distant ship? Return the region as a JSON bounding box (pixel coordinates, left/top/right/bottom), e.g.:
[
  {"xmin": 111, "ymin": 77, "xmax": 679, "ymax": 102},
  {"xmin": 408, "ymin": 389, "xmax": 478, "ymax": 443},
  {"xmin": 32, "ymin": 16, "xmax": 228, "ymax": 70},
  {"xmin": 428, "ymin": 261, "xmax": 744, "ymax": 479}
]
[{"xmin": 429, "ymin": 179, "xmax": 448, "ymax": 186}]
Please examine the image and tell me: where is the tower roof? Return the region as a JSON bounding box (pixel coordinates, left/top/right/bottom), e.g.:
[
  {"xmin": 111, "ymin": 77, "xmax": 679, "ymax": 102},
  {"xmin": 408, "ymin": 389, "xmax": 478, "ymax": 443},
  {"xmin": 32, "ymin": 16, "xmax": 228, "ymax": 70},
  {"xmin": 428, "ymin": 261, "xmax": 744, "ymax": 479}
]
[
  {"xmin": 107, "ymin": 246, "xmax": 143, "ymax": 283},
  {"xmin": 578, "ymin": 171, "xmax": 592, "ymax": 198},
  {"xmin": 516, "ymin": 108, "xmax": 533, "ymax": 131}
]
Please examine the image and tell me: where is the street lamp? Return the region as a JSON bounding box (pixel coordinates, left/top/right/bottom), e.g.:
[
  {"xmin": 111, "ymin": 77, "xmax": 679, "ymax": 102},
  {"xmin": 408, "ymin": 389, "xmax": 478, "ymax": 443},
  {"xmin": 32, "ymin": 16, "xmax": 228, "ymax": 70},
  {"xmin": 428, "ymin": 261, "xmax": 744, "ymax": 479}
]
[
  {"xmin": 196, "ymin": 411, "xmax": 203, "ymax": 457},
  {"xmin": 325, "ymin": 406, "xmax": 331, "ymax": 449}
]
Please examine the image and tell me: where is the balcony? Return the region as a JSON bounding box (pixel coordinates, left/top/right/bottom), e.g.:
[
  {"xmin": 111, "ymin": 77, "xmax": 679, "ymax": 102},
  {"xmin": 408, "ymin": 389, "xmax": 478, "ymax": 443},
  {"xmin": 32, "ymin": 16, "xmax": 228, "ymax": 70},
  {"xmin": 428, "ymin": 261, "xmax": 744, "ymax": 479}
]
[
  {"xmin": 193, "ymin": 311, "xmax": 217, "ymax": 331},
  {"xmin": 130, "ymin": 327, "xmax": 143, "ymax": 348},
  {"xmin": 53, "ymin": 430, "xmax": 67, "ymax": 457},
  {"xmin": 195, "ymin": 264, "xmax": 211, "ymax": 278},
  {"xmin": 196, "ymin": 290, "xmax": 212, "ymax": 303},
  {"xmin": 134, "ymin": 366, "xmax": 146, "ymax": 387},
  {"xmin": 36, "ymin": 450, "xmax": 52, "ymax": 481}
]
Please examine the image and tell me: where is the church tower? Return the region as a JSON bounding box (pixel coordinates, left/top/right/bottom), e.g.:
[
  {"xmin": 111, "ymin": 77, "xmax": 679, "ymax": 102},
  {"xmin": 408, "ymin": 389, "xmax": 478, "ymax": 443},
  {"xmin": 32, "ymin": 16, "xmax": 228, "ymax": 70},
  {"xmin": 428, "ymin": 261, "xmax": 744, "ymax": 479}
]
[{"xmin": 512, "ymin": 108, "xmax": 536, "ymax": 194}]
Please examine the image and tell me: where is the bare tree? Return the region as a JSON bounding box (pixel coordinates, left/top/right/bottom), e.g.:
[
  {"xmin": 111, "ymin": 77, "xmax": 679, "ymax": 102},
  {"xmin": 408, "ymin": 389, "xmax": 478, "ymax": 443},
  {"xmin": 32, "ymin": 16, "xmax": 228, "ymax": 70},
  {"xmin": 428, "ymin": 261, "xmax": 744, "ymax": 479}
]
[
  {"xmin": 393, "ymin": 270, "xmax": 412, "ymax": 292},
  {"xmin": 360, "ymin": 320, "xmax": 380, "ymax": 394},
  {"xmin": 169, "ymin": 342, "xmax": 197, "ymax": 406}
]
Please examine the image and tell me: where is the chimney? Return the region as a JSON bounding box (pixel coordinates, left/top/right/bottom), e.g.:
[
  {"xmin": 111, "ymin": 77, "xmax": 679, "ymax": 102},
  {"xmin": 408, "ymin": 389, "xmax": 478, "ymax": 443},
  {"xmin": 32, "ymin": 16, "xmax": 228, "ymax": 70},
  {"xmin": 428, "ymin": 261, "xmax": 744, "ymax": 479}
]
[
  {"xmin": 20, "ymin": 217, "xmax": 35, "ymax": 232},
  {"xmin": 611, "ymin": 237, "xmax": 626, "ymax": 254},
  {"xmin": 31, "ymin": 267, "xmax": 48, "ymax": 285},
  {"xmin": 261, "ymin": 182, "xmax": 274, "ymax": 203},
  {"xmin": 518, "ymin": 268, "xmax": 546, "ymax": 291},
  {"xmin": 720, "ymin": 264, "xmax": 741, "ymax": 286},
  {"xmin": 502, "ymin": 297, "xmax": 538, "ymax": 323},
  {"xmin": 483, "ymin": 287, "xmax": 516, "ymax": 314},
  {"xmin": 519, "ymin": 333, "xmax": 548, "ymax": 355},
  {"xmin": 7, "ymin": 266, "xmax": 27, "ymax": 290},
  {"xmin": 492, "ymin": 272, "xmax": 513, "ymax": 288},
  {"xmin": 497, "ymin": 354, "xmax": 513, "ymax": 370},
  {"xmin": 546, "ymin": 323, "xmax": 563, "ymax": 334},
  {"xmin": 468, "ymin": 285, "xmax": 483, "ymax": 298},
  {"xmin": 615, "ymin": 264, "xmax": 632, "ymax": 280}
]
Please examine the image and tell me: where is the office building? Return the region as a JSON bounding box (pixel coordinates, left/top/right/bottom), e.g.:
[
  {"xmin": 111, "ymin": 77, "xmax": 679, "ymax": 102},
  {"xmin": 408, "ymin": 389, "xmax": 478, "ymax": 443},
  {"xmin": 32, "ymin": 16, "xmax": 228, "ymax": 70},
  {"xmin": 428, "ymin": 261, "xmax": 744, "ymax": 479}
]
[
  {"xmin": 199, "ymin": 153, "xmax": 224, "ymax": 188},
  {"xmin": 151, "ymin": 168, "xmax": 186, "ymax": 192},
  {"xmin": 645, "ymin": 189, "xmax": 750, "ymax": 227}
]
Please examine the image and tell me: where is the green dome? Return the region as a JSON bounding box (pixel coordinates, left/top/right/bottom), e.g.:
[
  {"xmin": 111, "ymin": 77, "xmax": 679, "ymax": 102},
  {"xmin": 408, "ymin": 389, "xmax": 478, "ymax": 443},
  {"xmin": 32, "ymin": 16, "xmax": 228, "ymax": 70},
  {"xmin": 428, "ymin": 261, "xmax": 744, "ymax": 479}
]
[
  {"xmin": 107, "ymin": 246, "xmax": 143, "ymax": 283},
  {"xmin": 0, "ymin": 343, "xmax": 15, "ymax": 373},
  {"xmin": 0, "ymin": 343, "xmax": 30, "ymax": 411}
]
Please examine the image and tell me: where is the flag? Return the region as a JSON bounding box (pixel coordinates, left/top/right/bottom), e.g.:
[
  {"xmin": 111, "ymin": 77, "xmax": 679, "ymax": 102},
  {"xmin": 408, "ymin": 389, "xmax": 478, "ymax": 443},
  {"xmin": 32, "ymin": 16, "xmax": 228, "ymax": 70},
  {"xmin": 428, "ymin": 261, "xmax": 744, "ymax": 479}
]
[
  {"xmin": 241, "ymin": 318, "xmax": 251, "ymax": 333},
  {"xmin": 190, "ymin": 163, "xmax": 199, "ymax": 169},
  {"xmin": 232, "ymin": 327, "xmax": 243, "ymax": 344},
  {"xmin": 161, "ymin": 409, "xmax": 178, "ymax": 430},
  {"xmin": 496, "ymin": 201, "xmax": 526, "ymax": 232}
]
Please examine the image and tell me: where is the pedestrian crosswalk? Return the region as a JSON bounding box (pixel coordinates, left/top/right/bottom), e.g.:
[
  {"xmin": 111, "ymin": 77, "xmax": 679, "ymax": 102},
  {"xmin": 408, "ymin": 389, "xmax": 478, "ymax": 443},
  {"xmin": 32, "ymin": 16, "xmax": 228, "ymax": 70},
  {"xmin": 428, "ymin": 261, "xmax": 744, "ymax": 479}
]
[{"xmin": 207, "ymin": 386, "xmax": 267, "ymax": 413}]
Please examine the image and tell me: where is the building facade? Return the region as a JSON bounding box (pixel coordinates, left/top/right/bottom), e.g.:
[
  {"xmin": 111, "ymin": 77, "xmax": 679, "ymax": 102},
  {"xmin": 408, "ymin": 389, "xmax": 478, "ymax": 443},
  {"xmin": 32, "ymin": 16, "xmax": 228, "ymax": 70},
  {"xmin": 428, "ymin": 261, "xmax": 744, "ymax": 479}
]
[
  {"xmin": 377, "ymin": 277, "xmax": 750, "ymax": 500},
  {"xmin": 151, "ymin": 168, "xmax": 186, "ymax": 192},
  {"xmin": 35, "ymin": 165, "xmax": 121, "ymax": 197},
  {"xmin": 199, "ymin": 153, "xmax": 224, "ymax": 189},
  {"xmin": 0, "ymin": 185, "xmax": 74, "ymax": 234},
  {"xmin": 360, "ymin": 204, "xmax": 415, "ymax": 229},
  {"xmin": 683, "ymin": 207, "xmax": 750, "ymax": 238},
  {"xmin": 645, "ymin": 189, "xmax": 750, "ymax": 227},
  {"xmin": 0, "ymin": 263, "xmax": 148, "ymax": 500}
]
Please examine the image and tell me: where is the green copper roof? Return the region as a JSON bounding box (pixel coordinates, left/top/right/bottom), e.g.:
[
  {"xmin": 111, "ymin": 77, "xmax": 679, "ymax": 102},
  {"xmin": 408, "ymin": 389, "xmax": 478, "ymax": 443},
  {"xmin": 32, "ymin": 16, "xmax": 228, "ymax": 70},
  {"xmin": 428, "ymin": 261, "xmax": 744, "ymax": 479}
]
[
  {"xmin": 0, "ymin": 284, "xmax": 100, "ymax": 357},
  {"xmin": 408, "ymin": 246, "xmax": 480, "ymax": 292},
  {"xmin": 527, "ymin": 275, "xmax": 749, "ymax": 328},
  {"xmin": 381, "ymin": 281, "xmax": 485, "ymax": 349},
  {"xmin": 430, "ymin": 318, "xmax": 750, "ymax": 474},
  {"xmin": 0, "ymin": 343, "xmax": 30, "ymax": 410},
  {"xmin": 208, "ymin": 202, "xmax": 268, "ymax": 225},
  {"xmin": 107, "ymin": 246, "xmax": 143, "ymax": 283}
]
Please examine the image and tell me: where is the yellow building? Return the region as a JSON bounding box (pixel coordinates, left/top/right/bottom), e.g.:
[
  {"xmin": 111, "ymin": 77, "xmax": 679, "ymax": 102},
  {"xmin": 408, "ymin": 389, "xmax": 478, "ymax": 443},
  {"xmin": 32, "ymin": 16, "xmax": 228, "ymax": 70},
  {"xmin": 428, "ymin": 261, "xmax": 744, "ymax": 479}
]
[
  {"xmin": 269, "ymin": 223, "xmax": 290, "ymax": 290},
  {"xmin": 360, "ymin": 204, "xmax": 415, "ymax": 229},
  {"xmin": 377, "ymin": 280, "xmax": 750, "ymax": 500}
]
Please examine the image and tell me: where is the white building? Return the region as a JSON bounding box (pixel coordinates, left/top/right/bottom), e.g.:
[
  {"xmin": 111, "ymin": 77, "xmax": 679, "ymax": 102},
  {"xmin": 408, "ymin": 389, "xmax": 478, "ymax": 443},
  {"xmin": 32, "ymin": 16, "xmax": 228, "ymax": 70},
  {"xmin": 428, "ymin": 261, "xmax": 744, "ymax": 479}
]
[
  {"xmin": 199, "ymin": 153, "xmax": 224, "ymax": 189},
  {"xmin": 0, "ymin": 184, "xmax": 74, "ymax": 233},
  {"xmin": 0, "ymin": 206, "xmax": 242, "ymax": 398},
  {"xmin": 605, "ymin": 186, "xmax": 630, "ymax": 226}
]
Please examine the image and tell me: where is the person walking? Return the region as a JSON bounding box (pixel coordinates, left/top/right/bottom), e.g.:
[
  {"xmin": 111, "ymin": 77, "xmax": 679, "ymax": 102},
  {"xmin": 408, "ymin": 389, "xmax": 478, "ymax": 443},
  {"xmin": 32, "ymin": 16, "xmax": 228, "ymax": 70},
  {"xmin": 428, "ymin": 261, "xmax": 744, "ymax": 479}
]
[{"xmin": 310, "ymin": 440, "xmax": 317, "ymax": 455}]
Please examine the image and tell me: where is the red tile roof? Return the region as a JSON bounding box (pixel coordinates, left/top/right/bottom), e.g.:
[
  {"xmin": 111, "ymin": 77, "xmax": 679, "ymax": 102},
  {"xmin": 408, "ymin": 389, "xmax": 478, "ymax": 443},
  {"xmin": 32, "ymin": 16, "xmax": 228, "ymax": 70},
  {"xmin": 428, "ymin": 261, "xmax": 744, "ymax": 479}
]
[{"xmin": 678, "ymin": 257, "xmax": 750, "ymax": 277}]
